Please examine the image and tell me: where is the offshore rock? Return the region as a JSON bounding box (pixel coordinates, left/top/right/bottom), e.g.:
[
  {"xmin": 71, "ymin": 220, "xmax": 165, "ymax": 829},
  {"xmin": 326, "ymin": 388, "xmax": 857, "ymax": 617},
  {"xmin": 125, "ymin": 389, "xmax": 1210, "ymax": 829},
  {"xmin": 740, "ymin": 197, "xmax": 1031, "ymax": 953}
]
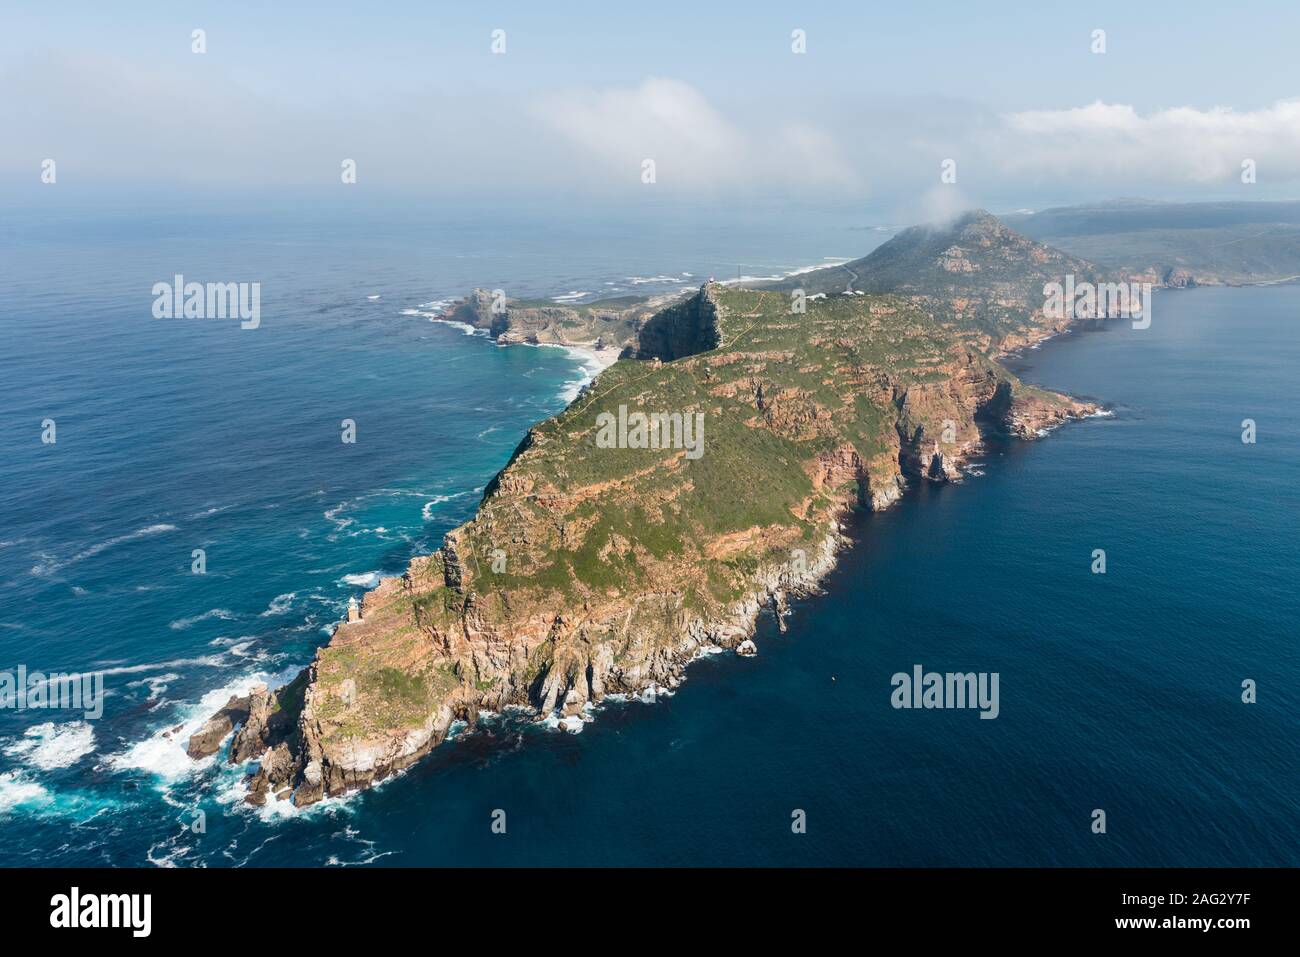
[{"xmin": 185, "ymin": 692, "xmax": 251, "ymax": 759}]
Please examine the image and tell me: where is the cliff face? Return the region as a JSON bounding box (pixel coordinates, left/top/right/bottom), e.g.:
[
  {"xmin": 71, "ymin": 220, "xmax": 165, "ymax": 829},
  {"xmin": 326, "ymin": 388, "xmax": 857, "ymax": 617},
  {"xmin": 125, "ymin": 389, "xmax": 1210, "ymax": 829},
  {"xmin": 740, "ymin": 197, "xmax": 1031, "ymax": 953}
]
[
  {"xmin": 191, "ymin": 218, "xmax": 1102, "ymax": 807},
  {"xmin": 634, "ymin": 285, "xmax": 723, "ymax": 359}
]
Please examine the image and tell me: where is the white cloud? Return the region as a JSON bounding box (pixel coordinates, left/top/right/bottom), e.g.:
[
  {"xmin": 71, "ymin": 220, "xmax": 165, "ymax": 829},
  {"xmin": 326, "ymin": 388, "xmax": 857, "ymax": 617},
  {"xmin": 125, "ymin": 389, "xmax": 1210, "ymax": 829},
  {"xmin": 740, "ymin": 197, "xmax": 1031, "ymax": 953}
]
[
  {"xmin": 0, "ymin": 59, "xmax": 858, "ymax": 198},
  {"xmin": 910, "ymin": 184, "xmax": 973, "ymax": 227},
  {"xmin": 5, "ymin": 46, "xmax": 1298, "ymax": 204},
  {"xmin": 993, "ymin": 99, "xmax": 1300, "ymax": 184},
  {"xmin": 533, "ymin": 77, "xmax": 744, "ymax": 190},
  {"xmin": 531, "ymin": 77, "xmax": 859, "ymax": 194}
]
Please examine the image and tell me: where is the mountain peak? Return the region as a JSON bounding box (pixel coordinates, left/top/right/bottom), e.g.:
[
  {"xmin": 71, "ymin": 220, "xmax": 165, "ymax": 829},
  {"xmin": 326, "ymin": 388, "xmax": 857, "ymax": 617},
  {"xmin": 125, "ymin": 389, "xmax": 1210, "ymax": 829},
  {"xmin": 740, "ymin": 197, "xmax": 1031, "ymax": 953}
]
[
  {"xmin": 896, "ymin": 208, "xmax": 1010, "ymax": 242},
  {"xmin": 766, "ymin": 209, "xmax": 1100, "ymax": 348}
]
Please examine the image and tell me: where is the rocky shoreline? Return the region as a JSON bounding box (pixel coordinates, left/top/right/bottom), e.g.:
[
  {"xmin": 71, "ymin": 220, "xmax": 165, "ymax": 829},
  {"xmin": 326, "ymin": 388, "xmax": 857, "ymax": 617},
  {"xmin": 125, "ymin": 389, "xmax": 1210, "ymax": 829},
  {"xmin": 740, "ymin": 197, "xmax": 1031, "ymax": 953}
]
[
  {"xmin": 185, "ymin": 213, "xmax": 1105, "ymax": 809},
  {"xmin": 187, "ymin": 525, "xmax": 848, "ymax": 806},
  {"xmin": 187, "ymin": 375, "xmax": 1095, "ymax": 809}
]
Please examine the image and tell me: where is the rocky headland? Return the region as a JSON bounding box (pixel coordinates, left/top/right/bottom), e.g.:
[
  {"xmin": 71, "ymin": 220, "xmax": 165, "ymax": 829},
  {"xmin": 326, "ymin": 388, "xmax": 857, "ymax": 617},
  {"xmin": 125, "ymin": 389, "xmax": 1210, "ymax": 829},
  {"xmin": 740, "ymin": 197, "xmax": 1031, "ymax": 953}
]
[
  {"xmin": 439, "ymin": 288, "xmax": 688, "ymax": 354},
  {"xmin": 188, "ymin": 211, "xmax": 1103, "ymax": 807}
]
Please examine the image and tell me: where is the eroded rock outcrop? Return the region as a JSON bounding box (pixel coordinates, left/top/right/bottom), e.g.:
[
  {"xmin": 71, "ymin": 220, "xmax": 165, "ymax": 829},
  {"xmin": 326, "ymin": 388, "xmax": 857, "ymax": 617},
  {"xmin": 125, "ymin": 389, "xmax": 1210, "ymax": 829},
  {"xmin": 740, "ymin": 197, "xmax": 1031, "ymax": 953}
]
[
  {"xmin": 186, "ymin": 692, "xmax": 253, "ymax": 759},
  {"xmin": 441, "ymin": 288, "xmax": 681, "ymax": 352}
]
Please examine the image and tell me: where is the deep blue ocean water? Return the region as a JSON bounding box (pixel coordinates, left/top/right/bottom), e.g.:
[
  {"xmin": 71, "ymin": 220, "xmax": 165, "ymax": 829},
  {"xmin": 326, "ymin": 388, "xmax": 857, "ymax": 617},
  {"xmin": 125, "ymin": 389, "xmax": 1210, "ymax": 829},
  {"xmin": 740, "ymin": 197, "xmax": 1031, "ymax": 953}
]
[{"xmin": 1, "ymin": 203, "xmax": 1296, "ymax": 866}]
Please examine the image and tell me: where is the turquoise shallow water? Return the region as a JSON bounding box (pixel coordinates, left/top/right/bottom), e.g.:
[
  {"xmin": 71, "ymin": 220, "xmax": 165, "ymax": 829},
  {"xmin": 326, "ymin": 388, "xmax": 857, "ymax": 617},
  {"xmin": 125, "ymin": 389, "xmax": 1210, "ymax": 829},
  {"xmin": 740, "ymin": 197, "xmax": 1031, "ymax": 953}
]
[{"xmin": 1, "ymin": 205, "xmax": 1296, "ymax": 866}]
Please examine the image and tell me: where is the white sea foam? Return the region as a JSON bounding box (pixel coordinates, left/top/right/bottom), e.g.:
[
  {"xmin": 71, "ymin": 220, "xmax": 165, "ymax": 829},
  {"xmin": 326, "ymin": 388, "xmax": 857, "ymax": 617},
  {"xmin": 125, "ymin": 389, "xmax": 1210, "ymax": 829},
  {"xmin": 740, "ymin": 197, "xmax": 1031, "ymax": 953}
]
[
  {"xmin": 626, "ymin": 274, "xmax": 689, "ymax": 286},
  {"xmin": 27, "ymin": 656, "xmax": 227, "ymax": 687},
  {"xmin": 259, "ymin": 592, "xmax": 297, "ymax": 617},
  {"xmin": 127, "ymin": 672, "xmax": 180, "ymax": 699},
  {"xmin": 31, "ymin": 523, "xmax": 179, "ymax": 576},
  {"xmin": 714, "ymin": 256, "xmax": 865, "ymax": 288},
  {"xmin": 434, "ymin": 318, "xmax": 478, "ymax": 334},
  {"xmin": 0, "ymin": 771, "xmax": 52, "ymax": 813},
  {"xmin": 145, "ymin": 838, "xmax": 193, "ymax": 868},
  {"xmin": 637, "ymin": 683, "xmax": 675, "ymax": 703},
  {"xmin": 325, "ymin": 847, "xmax": 398, "ymax": 866},
  {"xmin": 189, "ymin": 503, "xmax": 234, "ymax": 519},
  {"xmin": 3, "ymin": 721, "xmax": 96, "ymax": 770},
  {"xmin": 784, "ymin": 257, "xmax": 851, "ymax": 277},
  {"xmin": 428, "ymin": 317, "xmax": 489, "ymax": 337},
  {"xmin": 525, "ymin": 342, "xmax": 620, "ymax": 403},
  {"xmin": 324, "ymin": 502, "xmax": 355, "ymax": 531},
  {"xmin": 542, "ymin": 712, "xmax": 590, "ymax": 734},
  {"xmin": 169, "ymin": 607, "xmax": 238, "ymax": 630},
  {"xmin": 400, "ymin": 300, "xmax": 461, "ymax": 327},
  {"xmin": 341, "ymin": 571, "xmax": 380, "ymax": 588},
  {"xmin": 211, "ymin": 749, "xmax": 368, "ymax": 822},
  {"xmin": 421, "ymin": 491, "xmax": 473, "ymax": 520},
  {"xmin": 105, "ymin": 667, "xmax": 292, "ymax": 782},
  {"xmin": 208, "ymin": 634, "xmax": 254, "ymax": 647}
]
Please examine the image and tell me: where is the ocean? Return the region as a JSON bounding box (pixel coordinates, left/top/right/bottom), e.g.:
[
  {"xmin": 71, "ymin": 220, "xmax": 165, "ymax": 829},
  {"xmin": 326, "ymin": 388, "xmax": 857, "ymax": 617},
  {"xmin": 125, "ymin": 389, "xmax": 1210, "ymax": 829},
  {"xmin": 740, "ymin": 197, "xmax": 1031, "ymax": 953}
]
[{"xmin": 1, "ymin": 202, "xmax": 1296, "ymax": 866}]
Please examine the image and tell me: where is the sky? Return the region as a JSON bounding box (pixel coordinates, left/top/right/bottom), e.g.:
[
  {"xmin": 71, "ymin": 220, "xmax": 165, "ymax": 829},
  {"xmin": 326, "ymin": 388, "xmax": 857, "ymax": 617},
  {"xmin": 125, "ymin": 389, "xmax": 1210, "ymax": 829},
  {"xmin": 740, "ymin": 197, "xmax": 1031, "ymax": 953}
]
[{"xmin": 4, "ymin": 0, "xmax": 1300, "ymax": 213}]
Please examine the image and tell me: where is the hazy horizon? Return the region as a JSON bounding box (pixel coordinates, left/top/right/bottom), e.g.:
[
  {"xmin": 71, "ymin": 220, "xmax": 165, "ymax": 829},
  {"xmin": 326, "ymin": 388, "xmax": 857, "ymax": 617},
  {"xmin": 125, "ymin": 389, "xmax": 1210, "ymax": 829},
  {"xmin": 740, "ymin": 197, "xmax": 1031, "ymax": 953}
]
[{"xmin": 5, "ymin": 1, "xmax": 1300, "ymax": 218}]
